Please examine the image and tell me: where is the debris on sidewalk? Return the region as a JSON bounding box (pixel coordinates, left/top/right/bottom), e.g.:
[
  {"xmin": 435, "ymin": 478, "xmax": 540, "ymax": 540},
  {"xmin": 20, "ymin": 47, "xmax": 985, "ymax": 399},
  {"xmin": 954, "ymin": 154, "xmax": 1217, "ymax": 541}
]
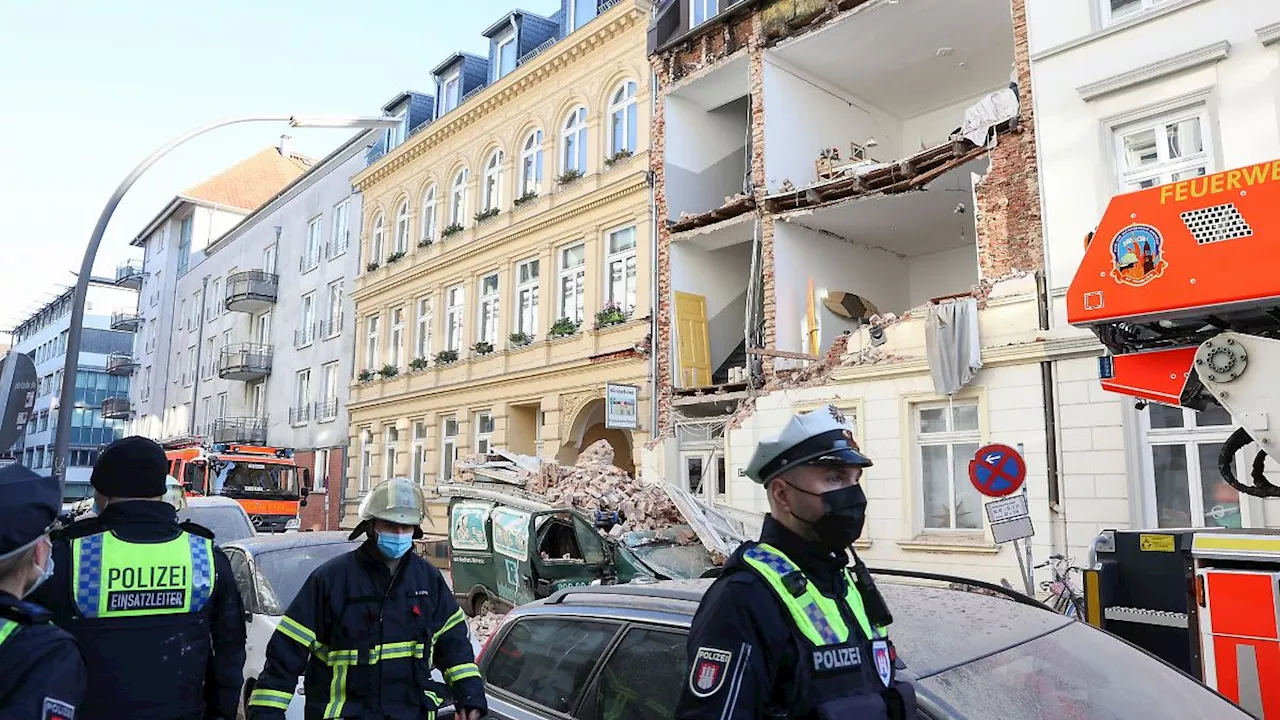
[{"xmin": 467, "ymin": 612, "xmax": 504, "ymax": 645}]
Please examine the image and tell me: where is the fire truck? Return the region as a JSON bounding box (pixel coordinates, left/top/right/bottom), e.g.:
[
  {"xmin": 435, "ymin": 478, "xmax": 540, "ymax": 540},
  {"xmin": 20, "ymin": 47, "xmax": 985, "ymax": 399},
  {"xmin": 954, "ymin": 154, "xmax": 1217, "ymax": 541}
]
[
  {"xmin": 160, "ymin": 436, "xmax": 311, "ymax": 533},
  {"xmin": 1068, "ymin": 158, "xmax": 1280, "ymax": 718}
]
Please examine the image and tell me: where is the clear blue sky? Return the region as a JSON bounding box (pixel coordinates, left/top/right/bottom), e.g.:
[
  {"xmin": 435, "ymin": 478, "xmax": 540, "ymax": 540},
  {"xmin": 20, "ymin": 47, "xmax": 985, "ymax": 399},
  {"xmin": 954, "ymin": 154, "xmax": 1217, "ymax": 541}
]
[{"xmin": 0, "ymin": 0, "xmax": 561, "ymax": 334}]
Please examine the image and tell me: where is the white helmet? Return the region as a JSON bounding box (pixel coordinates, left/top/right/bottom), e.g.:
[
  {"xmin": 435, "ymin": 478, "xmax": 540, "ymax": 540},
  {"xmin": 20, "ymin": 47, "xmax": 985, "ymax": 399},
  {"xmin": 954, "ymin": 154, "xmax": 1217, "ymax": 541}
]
[
  {"xmin": 163, "ymin": 474, "xmax": 188, "ymax": 512},
  {"xmin": 357, "ymin": 477, "xmax": 426, "ymax": 526}
]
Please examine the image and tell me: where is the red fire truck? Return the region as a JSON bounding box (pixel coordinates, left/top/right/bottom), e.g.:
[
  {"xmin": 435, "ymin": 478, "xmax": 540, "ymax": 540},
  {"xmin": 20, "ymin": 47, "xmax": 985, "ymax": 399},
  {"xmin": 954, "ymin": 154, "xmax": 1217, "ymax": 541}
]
[{"xmin": 161, "ymin": 436, "xmax": 311, "ymax": 533}]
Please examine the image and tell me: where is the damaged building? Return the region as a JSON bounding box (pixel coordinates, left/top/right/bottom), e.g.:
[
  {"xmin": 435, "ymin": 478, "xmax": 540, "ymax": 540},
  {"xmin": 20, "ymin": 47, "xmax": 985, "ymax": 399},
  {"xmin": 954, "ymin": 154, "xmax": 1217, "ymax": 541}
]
[{"xmin": 643, "ymin": 0, "xmax": 1070, "ymax": 582}]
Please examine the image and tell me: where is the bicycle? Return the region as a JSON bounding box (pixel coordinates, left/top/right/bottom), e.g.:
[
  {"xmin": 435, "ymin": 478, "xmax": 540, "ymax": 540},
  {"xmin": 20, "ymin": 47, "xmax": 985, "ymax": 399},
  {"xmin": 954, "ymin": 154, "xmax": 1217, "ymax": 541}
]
[{"xmin": 1034, "ymin": 554, "xmax": 1086, "ymax": 618}]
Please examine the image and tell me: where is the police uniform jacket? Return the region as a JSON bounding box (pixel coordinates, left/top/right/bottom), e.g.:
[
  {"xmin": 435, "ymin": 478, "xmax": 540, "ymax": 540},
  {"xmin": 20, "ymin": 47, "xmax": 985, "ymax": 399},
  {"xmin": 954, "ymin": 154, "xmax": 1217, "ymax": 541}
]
[
  {"xmin": 0, "ymin": 591, "xmax": 86, "ymax": 720},
  {"xmin": 676, "ymin": 515, "xmax": 915, "ymax": 720},
  {"xmin": 246, "ymin": 539, "xmax": 487, "ymax": 720},
  {"xmin": 31, "ymin": 501, "xmax": 246, "ymax": 720}
]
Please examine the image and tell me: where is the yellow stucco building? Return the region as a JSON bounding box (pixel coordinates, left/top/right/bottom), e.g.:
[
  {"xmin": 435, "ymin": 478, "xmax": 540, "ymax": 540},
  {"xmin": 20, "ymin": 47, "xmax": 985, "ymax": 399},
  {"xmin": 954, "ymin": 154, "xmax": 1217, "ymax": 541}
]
[{"xmin": 345, "ymin": 1, "xmax": 653, "ymax": 526}]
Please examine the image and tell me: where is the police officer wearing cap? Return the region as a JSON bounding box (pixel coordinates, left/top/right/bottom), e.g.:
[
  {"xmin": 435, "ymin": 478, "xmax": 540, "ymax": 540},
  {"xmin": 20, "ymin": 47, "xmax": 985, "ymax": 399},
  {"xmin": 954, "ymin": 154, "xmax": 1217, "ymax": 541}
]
[
  {"xmin": 247, "ymin": 477, "xmax": 487, "ymax": 720},
  {"xmin": 31, "ymin": 436, "xmax": 246, "ymax": 720},
  {"xmin": 0, "ymin": 464, "xmax": 86, "ymax": 719},
  {"xmin": 675, "ymin": 405, "xmax": 919, "ymax": 720}
]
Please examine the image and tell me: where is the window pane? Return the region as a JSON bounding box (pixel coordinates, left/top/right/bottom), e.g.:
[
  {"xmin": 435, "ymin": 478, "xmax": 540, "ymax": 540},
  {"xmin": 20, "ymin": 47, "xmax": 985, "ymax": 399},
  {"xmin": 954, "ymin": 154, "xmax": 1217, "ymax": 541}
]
[
  {"xmin": 921, "ymin": 445, "xmax": 951, "ymax": 529},
  {"xmin": 588, "ymin": 628, "xmax": 686, "ymax": 720},
  {"xmin": 1197, "ymin": 443, "xmax": 1240, "ymax": 529},
  {"xmin": 1193, "ymin": 403, "xmax": 1232, "ymax": 428},
  {"xmin": 686, "ymin": 457, "xmax": 704, "ymax": 494},
  {"xmin": 1122, "ymin": 128, "xmax": 1159, "ymax": 169},
  {"xmin": 953, "ymin": 442, "xmax": 982, "ymax": 529},
  {"xmin": 1166, "ymin": 117, "xmax": 1203, "ymax": 159},
  {"xmin": 919, "ymin": 408, "xmax": 947, "ymax": 434},
  {"xmin": 1171, "ymin": 166, "xmax": 1207, "ymax": 182},
  {"xmin": 1151, "ymin": 444, "xmax": 1192, "ymax": 528},
  {"xmin": 952, "ymin": 404, "xmax": 979, "ymax": 432},
  {"xmin": 609, "ymin": 227, "xmax": 636, "ymax": 254},
  {"xmin": 485, "ymin": 618, "xmax": 618, "ymax": 712},
  {"xmin": 1148, "ymin": 403, "xmax": 1184, "ymax": 429},
  {"xmin": 1109, "ymin": 0, "xmax": 1143, "ymax": 19}
]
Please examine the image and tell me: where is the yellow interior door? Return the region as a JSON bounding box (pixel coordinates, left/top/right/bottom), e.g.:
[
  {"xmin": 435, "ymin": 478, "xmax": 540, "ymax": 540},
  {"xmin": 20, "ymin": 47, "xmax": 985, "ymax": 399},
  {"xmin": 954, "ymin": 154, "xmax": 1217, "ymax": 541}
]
[{"xmin": 674, "ymin": 292, "xmax": 712, "ymax": 387}]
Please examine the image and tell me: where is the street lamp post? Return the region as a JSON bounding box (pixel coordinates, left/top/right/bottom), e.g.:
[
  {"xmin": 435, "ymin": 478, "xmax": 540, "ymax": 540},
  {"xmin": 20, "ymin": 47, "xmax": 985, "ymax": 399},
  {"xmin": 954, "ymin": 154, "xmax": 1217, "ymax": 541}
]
[{"xmin": 52, "ymin": 114, "xmax": 400, "ymax": 497}]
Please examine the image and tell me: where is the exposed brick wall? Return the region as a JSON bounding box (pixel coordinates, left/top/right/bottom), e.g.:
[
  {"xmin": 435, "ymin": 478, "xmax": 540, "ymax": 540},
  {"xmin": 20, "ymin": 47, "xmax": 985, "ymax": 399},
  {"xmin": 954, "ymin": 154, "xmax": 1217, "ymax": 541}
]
[
  {"xmin": 296, "ymin": 446, "xmax": 347, "ymax": 531},
  {"xmin": 975, "ymin": 0, "xmax": 1044, "ymax": 281}
]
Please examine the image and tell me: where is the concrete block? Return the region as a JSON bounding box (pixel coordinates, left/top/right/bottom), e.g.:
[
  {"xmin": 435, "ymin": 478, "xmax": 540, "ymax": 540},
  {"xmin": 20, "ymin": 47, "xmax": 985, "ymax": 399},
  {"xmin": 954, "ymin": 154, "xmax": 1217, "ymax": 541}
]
[
  {"xmin": 1059, "ymin": 427, "xmax": 1093, "ymax": 452},
  {"xmin": 1059, "ymin": 401, "xmax": 1121, "ymax": 428},
  {"xmin": 1056, "ymin": 380, "xmax": 1095, "ymax": 405},
  {"xmin": 1089, "ymin": 425, "xmax": 1125, "ymax": 450},
  {"xmin": 1092, "ymin": 473, "xmax": 1131, "ymax": 499}
]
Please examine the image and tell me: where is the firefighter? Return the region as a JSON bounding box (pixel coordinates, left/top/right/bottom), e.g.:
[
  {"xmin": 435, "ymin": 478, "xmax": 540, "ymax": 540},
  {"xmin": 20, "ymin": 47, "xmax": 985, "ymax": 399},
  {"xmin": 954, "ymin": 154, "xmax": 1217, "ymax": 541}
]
[
  {"xmin": 675, "ymin": 405, "xmax": 919, "ymax": 720},
  {"xmin": 0, "ymin": 464, "xmax": 85, "ymax": 719},
  {"xmin": 31, "ymin": 436, "xmax": 247, "ymax": 720},
  {"xmin": 246, "ymin": 477, "xmax": 487, "ymax": 720}
]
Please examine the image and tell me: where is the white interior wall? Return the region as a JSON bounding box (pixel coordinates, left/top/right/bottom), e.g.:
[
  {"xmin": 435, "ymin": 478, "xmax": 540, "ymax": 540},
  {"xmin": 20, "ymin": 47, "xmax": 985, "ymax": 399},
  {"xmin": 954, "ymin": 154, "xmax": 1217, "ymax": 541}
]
[
  {"xmin": 761, "ymin": 56, "xmax": 899, "ymax": 192},
  {"xmin": 670, "ymin": 239, "xmax": 754, "ymax": 372},
  {"xmin": 899, "ymin": 94, "xmax": 994, "ymax": 157},
  {"xmin": 772, "ymin": 221, "xmax": 908, "ymax": 355},
  {"xmin": 906, "ymin": 245, "xmax": 979, "ymax": 309},
  {"xmin": 664, "ymin": 94, "xmax": 749, "ymax": 219}
]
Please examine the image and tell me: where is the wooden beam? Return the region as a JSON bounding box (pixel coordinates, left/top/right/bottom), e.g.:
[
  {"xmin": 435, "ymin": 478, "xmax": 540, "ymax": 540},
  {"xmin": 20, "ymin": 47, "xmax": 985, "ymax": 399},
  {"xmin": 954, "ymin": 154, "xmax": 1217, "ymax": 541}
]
[{"xmin": 746, "ymin": 348, "xmax": 819, "ymax": 361}]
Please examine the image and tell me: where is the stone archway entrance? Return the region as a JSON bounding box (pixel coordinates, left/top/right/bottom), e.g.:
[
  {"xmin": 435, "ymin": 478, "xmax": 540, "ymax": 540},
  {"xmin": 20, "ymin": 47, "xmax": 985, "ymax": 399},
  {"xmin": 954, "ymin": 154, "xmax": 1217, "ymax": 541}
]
[{"xmin": 556, "ymin": 397, "xmax": 635, "ymax": 476}]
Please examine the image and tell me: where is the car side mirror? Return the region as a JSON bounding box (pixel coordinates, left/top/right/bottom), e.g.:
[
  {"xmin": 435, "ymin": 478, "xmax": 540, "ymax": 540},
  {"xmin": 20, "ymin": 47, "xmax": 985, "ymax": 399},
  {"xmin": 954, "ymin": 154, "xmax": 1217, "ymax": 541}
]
[
  {"xmin": 299, "ymin": 498, "xmax": 308, "ymax": 508},
  {"xmin": 243, "ymin": 610, "xmax": 253, "ymax": 624}
]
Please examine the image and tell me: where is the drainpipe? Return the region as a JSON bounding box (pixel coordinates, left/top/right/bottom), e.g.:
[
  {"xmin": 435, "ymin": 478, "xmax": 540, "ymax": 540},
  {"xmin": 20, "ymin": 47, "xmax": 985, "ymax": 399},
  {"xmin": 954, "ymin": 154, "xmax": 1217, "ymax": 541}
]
[
  {"xmin": 189, "ymin": 275, "xmax": 209, "ymax": 436},
  {"xmin": 1036, "ymin": 270, "xmax": 1061, "ymax": 511},
  {"xmin": 649, "ymin": 65, "xmax": 660, "ymax": 436}
]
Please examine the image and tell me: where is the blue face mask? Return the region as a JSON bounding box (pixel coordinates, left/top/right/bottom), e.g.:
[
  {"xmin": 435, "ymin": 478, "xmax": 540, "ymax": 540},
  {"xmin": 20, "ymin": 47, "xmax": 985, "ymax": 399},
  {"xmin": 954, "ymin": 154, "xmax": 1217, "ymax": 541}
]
[{"xmin": 376, "ymin": 531, "xmax": 413, "ymax": 560}]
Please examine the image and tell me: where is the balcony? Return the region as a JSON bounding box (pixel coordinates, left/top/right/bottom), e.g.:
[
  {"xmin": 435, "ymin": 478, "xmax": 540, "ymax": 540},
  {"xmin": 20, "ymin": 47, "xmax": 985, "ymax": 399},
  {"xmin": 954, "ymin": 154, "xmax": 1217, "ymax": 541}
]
[
  {"xmin": 300, "ymin": 249, "xmax": 321, "ymax": 274},
  {"xmin": 315, "ymin": 398, "xmax": 338, "ymax": 422},
  {"xmin": 210, "ymin": 417, "xmax": 267, "ymax": 445},
  {"xmin": 105, "ymin": 352, "xmax": 138, "ymax": 375},
  {"xmin": 102, "ymin": 396, "xmax": 132, "ymax": 420},
  {"xmin": 294, "ymin": 324, "xmax": 316, "ymax": 349},
  {"xmin": 319, "ymin": 315, "xmax": 343, "ymax": 339},
  {"xmin": 115, "ymin": 261, "xmax": 145, "ymax": 290},
  {"xmin": 288, "ymin": 405, "xmax": 311, "ymax": 426},
  {"xmin": 218, "ymin": 342, "xmax": 273, "ymax": 381},
  {"xmin": 110, "ymin": 310, "xmax": 141, "ymax": 332},
  {"xmin": 224, "ymin": 270, "xmax": 279, "ymax": 314}
]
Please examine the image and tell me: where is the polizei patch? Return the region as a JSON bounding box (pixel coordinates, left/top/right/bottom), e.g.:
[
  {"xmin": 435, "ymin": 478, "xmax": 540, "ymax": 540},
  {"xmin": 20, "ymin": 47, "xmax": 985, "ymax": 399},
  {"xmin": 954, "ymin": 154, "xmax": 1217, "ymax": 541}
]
[
  {"xmin": 812, "ymin": 644, "xmax": 862, "ymax": 674},
  {"xmin": 42, "ymin": 697, "xmax": 75, "ymax": 720},
  {"xmin": 106, "ymin": 564, "xmax": 188, "ymax": 612},
  {"xmin": 689, "ymin": 646, "xmax": 733, "ymax": 697}
]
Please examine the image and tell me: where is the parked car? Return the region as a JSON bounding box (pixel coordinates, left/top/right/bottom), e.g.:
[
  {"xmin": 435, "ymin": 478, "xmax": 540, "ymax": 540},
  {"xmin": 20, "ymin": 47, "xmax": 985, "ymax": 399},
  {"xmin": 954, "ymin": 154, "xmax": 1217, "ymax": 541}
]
[
  {"xmin": 179, "ymin": 495, "xmax": 256, "ymax": 544},
  {"xmin": 443, "ymin": 576, "xmax": 1251, "ymax": 720},
  {"xmin": 222, "ymin": 531, "xmax": 480, "ymax": 719}
]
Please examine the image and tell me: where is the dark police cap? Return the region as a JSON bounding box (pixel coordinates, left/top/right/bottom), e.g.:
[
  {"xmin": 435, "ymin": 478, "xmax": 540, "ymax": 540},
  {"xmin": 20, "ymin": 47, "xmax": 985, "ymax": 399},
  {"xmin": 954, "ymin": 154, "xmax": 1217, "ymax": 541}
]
[
  {"xmin": 91, "ymin": 435, "xmax": 168, "ymax": 499},
  {"xmin": 0, "ymin": 464, "xmax": 60, "ymax": 557}
]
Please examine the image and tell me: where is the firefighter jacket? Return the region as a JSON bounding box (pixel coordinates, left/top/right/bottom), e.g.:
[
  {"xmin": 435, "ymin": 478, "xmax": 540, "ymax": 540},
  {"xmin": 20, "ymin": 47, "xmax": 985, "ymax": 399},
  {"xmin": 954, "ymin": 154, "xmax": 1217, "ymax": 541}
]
[
  {"xmin": 32, "ymin": 501, "xmax": 247, "ymax": 720},
  {"xmin": 0, "ymin": 591, "xmax": 86, "ymax": 720},
  {"xmin": 675, "ymin": 515, "xmax": 919, "ymax": 720},
  {"xmin": 246, "ymin": 540, "xmax": 487, "ymax": 720}
]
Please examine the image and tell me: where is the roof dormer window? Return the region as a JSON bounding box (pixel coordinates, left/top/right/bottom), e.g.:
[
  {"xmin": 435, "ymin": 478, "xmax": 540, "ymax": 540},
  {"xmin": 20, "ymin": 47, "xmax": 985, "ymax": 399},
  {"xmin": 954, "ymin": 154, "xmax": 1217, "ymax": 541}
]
[{"xmin": 495, "ymin": 30, "xmax": 517, "ymax": 81}]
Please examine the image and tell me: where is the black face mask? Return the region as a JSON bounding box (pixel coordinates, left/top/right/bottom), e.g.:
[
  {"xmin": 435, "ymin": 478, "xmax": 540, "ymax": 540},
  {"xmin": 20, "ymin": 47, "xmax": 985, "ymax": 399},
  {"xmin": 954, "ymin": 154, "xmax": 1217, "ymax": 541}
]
[{"xmin": 784, "ymin": 481, "xmax": 868, "ymax": 552}]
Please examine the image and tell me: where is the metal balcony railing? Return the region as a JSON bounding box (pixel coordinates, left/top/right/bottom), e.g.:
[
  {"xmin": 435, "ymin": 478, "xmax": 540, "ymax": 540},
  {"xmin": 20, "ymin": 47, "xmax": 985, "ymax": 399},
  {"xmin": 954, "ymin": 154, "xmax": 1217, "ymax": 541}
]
[
  {"xmin": 300, "ymin": 249, "xmax": 321, "ymax": 273},
  {"xmin": 224, "ymin": 270, "xmax": 279, "ymax": 313},
  {"xmin": 105, "ymin": 352, "xmax": 138, "ymax": 375},
  {"xmin": 320, "ymin": 315, "xmax": 343, "ymax": 338},
  {"xmin": 110, "ymin": 310, "xmax": 141, "ymax": 332},
  {"xmin": 218, "ymin": 342, "xmax": 273, "ymax": 381},
  {"xmin": 102, "ymin": 396, "xmax": 132, "ymax": 419},
  {"xmin": 294, "ymin": 324, "xmax": 316, "ymax": 348},
  {"xmin": 210, "ymin": 417, "xmax": 267, "ymax": 445},
  {"xmin": 288, "ymin": 405, "xmax": 311, "ymax": 426},
  {"xmin": 315, "ymin": 398, "xmax": 339, "ymax": 422},
  {"xmin": 115, "ymin": 261, "xmax": 145, "ymax": 289}
]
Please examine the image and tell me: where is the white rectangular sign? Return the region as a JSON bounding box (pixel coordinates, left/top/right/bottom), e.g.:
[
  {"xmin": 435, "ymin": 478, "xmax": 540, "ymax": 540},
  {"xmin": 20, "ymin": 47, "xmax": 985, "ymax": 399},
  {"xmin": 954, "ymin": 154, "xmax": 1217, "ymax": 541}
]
[
  {"xmin": 984, "ymin": 495, "xmax": 1029, "ymax": 524},
  {"xmin": 991, "ymin": 515, "xmax": 1035, "ymax": 544},
  {"xmin": 605, "ymin": 383, "xmax": 639, "ymax": 429}
]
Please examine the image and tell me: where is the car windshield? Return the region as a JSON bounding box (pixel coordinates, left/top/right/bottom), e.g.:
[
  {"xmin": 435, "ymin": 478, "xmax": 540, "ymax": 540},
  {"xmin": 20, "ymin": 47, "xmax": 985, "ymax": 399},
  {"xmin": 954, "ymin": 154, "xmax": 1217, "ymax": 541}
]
[
  {"xmin": 178, "ymin": 506, "xmax": 255, "ymax": 543},
  {"xmin": 210, "ymin": 459, "xmax": 297, "ymax": 496},
  {"xmin": 253, "ymin": 543, "xmax": 355, "ymax": 615},
  {"xmin": 628, "ymin": 542, "xmax": 716, "ymax": 578},
  {"xmin": 919, "ymin": 621, "xmax": 1250, "ymax": 719}
]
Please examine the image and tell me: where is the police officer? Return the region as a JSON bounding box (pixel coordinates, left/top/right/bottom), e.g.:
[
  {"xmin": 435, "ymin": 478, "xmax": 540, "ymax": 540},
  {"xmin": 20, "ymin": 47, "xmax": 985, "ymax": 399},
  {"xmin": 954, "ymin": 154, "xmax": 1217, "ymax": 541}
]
[
  {"xmin": 0, "ymin": 464, "xmax": 86, "ymax": 719},
  {"xmin": 675, "ymin": 405, "xmax": 918, "ymax": 720},
  {"xmin": 247, "ymin": 477, "xmax": 487, "ymax": 720},
  {"xmin": 31, "ymin": 436, "xmax": 247, "ymax": 720}
]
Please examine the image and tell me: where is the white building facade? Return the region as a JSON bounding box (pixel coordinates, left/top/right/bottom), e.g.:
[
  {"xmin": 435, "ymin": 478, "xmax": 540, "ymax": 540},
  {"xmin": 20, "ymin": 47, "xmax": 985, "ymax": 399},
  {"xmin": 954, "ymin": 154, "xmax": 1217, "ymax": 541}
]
[{"xmin": 1028, "ymin": 0, "xmax": 1280, "ymax": 548}]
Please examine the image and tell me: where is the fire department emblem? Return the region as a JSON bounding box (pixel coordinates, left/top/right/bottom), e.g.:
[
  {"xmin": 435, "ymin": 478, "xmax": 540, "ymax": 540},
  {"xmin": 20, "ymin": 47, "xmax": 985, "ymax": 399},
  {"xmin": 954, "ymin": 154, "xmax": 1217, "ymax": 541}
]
[
  {"xmin": 1109, "ymin": 224, "xmax": 1167, "ymax": 287},
  {"xmin": 871, "ymin": 639, "xmax": 893, "ymax": 688},
  {"xmin": 689, "ymin": 646, "xmax": 733, "ymax": 697}
]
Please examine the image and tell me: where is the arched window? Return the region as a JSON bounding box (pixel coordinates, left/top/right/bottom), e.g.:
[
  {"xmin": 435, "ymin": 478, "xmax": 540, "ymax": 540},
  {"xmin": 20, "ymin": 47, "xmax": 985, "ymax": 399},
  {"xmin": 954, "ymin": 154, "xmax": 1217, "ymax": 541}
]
[
  {"xmin": 394, "ymin": 200, "xmax": 410, "ymax": 253},
  {"xmin": 483, "ymin": 149, "xmax": 504, "ymax": 212},
  {"xmin": 421, "ymin": 185, "xmax": 437, "ymax": 243},
  {"xmin": 370, "ymin": 212, "xmax": 385, "ymax": 263},
  {"xmin": 608, "ymin": 81, "xmax": 638, "ymax": 156},
  {"xmin": 450, "ymin": 169, "xmax": 469, "ymax": 227},
  {"xmin": 561, "ymin": 106, "xmax": 588, "ymax": 176},
  {"xmin": 519, "ymin": 130, "xmax": 544, "ymax": 196}
]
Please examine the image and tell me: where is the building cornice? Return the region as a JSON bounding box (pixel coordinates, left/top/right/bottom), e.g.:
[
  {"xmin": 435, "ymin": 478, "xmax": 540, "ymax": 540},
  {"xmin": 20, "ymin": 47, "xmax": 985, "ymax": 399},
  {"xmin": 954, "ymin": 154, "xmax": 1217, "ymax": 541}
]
[
  {"xmin": 1258, "ymin": 22, "xmax": 1280, "ymax": 47},
  {"xmin": 1077, "ymin": 40, "xmax": 1230, "ymax": 102},
  {"xmin": 829, "ymin": 336, "xmax": 1103, "ymax": 383},
  {"xmin": 352, "ymin": 172, "xmax": 649, "ymax": 303},
  {"xmin": 351, "ymin": 2, "xmax": 648, "ymax": 193}
]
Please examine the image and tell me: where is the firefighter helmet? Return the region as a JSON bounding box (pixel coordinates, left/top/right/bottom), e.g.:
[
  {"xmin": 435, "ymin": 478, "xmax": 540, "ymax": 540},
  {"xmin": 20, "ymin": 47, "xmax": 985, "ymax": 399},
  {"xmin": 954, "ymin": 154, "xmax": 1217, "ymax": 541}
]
[
  {"xmin": 163, "ymin": 474, "xmax": 188, "ymax": 512},
  {"xmin": 357, "ymin": 477, "xmax": 426, "ymax": 526}
]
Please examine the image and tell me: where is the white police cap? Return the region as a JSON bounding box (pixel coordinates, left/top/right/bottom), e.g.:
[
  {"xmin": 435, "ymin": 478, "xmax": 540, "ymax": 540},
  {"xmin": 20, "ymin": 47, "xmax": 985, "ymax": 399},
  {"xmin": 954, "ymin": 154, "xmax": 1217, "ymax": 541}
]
[{"xmin": 744, "ymin": 404, "xmax": 872, "ymax": 485}]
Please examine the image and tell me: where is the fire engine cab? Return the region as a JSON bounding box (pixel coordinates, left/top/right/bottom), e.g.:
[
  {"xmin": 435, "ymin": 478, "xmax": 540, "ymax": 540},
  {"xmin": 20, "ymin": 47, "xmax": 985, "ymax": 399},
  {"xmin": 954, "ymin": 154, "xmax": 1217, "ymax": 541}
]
[
  {"xmin": 161, "ymin": 436, "xmax": 310, "ymax": 533},
  {"xmin": 1069, "ymin": 158, "xmax": 1280, "ymax": 717}
]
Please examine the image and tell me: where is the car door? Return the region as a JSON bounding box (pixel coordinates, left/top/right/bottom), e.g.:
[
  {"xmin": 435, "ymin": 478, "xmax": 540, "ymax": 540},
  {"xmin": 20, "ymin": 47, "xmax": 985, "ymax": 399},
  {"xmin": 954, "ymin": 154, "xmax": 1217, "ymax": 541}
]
[
  {"xmin": 476, "ymin": 615, "xmax": 623, "ymax": 719},
  {"xmin": 225, "ymin": 548, "xmax": 269, "ymax": 681},
  {"xmin": 575, "ymin": 624, "xmax": 688, "ymax": 720}
]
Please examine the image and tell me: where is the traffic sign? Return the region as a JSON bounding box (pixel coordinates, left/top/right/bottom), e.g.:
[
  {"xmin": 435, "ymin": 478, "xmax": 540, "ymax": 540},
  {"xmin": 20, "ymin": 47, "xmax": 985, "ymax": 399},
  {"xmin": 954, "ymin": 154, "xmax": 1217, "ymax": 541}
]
[
  {"xmin": 968, "ymin": 443, "xmax": 1026, "ymax": 498},
  {"xmin": 0, "ymin": 351, "xmax": 37, "ymax": 452},
  {"xmin": 985, "ymin": 494, "xmax": 1034, "ymax": 544}
]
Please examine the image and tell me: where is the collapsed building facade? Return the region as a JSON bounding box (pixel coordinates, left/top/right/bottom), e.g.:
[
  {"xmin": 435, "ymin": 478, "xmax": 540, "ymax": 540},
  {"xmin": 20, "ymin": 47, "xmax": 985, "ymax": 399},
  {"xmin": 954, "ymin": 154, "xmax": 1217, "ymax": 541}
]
[{"xmin": 642, "ymin": 0, "xmax": 1074, "ymax": 582}]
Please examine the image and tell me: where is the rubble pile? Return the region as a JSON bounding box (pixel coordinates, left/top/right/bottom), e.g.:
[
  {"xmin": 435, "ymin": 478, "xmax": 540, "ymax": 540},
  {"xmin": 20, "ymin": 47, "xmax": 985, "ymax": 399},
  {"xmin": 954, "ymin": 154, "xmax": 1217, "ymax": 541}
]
[
  {"xmin": 528, "ymin": 440, "xmax": 686, "ymax": 533},
  {"xmin": 466, "ymin": 613, "xmax": 504, "ymax": 645}
]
